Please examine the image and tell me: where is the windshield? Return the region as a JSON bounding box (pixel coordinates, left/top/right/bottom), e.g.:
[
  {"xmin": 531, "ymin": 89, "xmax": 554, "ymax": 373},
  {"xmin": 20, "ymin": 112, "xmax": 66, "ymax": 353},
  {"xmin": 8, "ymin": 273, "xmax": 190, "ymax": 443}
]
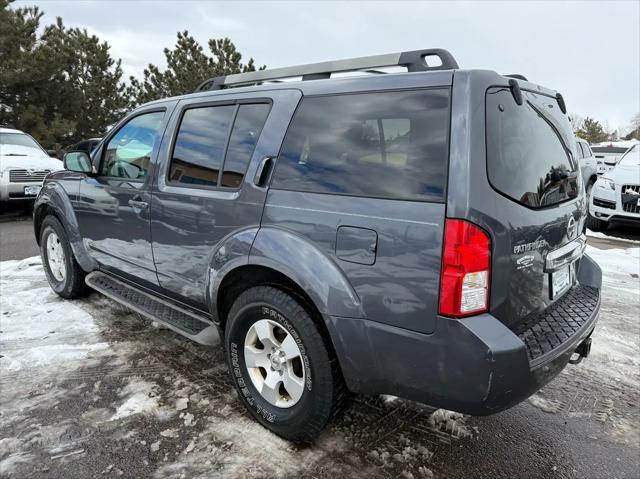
[
  {"xmin": 0, "ymin": 133, "xmax": 45, "ymax": 152},
  {"xmin": 618, "ymin": 145, "xmax": 639, "ymax": 167},
  {"xmin": 486, "ymin": 87, "xmax": 579, "ymax": 208}
]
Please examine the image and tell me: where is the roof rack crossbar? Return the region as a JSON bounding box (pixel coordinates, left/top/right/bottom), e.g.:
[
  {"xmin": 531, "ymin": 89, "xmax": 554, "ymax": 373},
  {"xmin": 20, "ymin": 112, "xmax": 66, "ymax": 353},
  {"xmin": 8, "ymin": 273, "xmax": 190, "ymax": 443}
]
[{"xmin": 195, "ymin": 48, "xmax": 459, "ymax": 92}]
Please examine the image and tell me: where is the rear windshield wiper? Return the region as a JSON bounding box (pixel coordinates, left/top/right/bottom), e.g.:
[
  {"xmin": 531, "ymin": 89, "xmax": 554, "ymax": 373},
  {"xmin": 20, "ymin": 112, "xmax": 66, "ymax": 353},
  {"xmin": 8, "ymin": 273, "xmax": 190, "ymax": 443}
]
[{"xmin": 3, "ymin": 153, "xmax": 28, "ymax": 156}]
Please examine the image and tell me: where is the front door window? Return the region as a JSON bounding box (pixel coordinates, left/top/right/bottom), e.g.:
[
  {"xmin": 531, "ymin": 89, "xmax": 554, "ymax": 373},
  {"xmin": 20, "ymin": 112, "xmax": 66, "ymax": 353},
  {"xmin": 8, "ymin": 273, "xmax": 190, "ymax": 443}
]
[{"xmin": 100, "ymin": 111, "xmax": 165, "ymax": 179}]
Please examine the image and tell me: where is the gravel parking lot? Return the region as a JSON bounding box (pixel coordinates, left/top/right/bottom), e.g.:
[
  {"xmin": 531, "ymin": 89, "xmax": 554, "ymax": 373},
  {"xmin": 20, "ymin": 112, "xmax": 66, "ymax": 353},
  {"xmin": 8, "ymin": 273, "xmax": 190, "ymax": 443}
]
[{"xmin": 1, "ymin": 207, "xmax": 639, "ymax": 479}]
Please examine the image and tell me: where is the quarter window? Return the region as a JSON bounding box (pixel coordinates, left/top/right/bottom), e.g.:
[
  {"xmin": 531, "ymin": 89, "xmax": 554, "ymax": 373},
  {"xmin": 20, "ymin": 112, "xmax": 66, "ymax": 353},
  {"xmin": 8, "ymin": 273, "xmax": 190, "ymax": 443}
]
[
  {"xmin": 100, "ymin": 111, "xmax": 165, "ymax": 179},
  {"xmin": 271, "ymin": 89, "xmax": 450, "ymax": 201}
]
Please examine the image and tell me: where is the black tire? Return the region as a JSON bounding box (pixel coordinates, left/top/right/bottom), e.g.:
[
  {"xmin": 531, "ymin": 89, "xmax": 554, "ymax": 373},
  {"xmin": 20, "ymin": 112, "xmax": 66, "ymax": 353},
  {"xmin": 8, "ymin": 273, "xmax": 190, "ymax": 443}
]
[
  {"xmin": 40, "ymin": 215, "xmax": 90, "ymax": 299},
  {"xmin": 224, "ymin": 286, "xmax": 348, "ymax": 443}
]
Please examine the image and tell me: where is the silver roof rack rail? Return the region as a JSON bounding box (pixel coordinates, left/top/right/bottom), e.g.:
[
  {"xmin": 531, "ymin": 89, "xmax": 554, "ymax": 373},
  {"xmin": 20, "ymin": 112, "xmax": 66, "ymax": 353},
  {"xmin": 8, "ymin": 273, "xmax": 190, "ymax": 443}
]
[{"xmin": 195, "ymin": 48, "xmax": 459, "ymax": 92}]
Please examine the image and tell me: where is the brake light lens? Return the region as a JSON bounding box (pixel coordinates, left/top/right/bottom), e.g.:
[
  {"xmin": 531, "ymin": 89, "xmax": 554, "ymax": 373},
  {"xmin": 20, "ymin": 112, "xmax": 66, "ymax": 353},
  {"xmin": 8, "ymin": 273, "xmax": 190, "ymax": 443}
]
[{"xmin": 439, "ymin": 219, "xmax": 491, "ymax": 317}]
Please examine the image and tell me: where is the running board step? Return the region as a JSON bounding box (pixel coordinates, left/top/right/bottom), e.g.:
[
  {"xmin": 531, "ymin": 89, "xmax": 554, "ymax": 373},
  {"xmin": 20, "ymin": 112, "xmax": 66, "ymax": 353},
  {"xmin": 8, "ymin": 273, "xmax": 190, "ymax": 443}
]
[{"xmin": 85, "ymin": 271, "xmax": 220, "ymax": 346}]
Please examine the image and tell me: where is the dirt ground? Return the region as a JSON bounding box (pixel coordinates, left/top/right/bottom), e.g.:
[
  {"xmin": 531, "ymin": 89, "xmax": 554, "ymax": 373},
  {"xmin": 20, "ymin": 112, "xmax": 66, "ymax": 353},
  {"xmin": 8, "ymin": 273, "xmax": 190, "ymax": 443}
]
[{"xmin": 0, "ymin": 227, "xmax": 638, "ymax": 478}]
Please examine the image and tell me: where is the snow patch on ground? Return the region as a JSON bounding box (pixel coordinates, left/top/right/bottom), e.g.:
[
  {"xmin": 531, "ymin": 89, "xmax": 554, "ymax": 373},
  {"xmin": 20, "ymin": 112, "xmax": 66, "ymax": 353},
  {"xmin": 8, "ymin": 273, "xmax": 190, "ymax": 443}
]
[
  {"xmin": 586, "ymin": 230, "xmax": 640, "ymax": 244},
  {"xmin": 609, "ymin": 417, "xmax": 640, "ymax": 447},
  {"xmin": 110, "ymin": 378, "xmax": 162, "ymax": 421},
  {"xmin": 528, "ymin": 394, "xmax": 564, "ymax": 413},
  {"xmin": 428, "ymin": 409, "xmax": 472, "ymax": 438},
  {"xmin": 582, "ymin": 245, "xmax": 640, "ymax": 388},
  {"xmin": 0, "ymin": 257, "xmax": 109, "ymax": 373}
]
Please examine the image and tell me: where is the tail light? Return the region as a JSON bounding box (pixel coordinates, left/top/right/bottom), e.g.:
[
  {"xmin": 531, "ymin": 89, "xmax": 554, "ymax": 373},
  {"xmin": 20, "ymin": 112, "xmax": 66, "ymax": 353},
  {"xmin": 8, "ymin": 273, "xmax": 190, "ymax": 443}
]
[{"xmin": 439, "ymin": 219, "xmax": 491, "ymax": 318}]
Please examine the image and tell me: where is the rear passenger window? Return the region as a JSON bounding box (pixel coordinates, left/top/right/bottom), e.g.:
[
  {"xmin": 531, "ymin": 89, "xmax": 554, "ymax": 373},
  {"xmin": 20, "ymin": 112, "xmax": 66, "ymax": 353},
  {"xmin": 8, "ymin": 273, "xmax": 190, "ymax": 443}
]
[
  {"xmin": 170, "ymin": 105, "xmax": 235, "ymax": 186},
  {"xmin": 575, "ymin": 141, "xmax": 585, "ymax": 159},
  {"xmin": 271, "ymin": 89, "xmax": 450, "ymax": 201},
  {"xmin": 221, "ymin": 104, "xmax": 270, "ymax": 188},
  {"xmin": 169, "ymin": 103, "xmax": 270, "ymax": 188}
]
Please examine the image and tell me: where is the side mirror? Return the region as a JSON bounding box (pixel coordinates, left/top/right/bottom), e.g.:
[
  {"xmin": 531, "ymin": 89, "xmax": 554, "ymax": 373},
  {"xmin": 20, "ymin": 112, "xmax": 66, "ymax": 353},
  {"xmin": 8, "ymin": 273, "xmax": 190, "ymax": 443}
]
[
  {"xmin": 603, "ymin": 158, "xmax": 618, "ymax": 166},
  {"xmin": 47, "ymin": 149, "xmax": 58, "ymax": 158},
  {"xmin": 63, "ymin": 151, "xmax": 93, "ymax": 174}
]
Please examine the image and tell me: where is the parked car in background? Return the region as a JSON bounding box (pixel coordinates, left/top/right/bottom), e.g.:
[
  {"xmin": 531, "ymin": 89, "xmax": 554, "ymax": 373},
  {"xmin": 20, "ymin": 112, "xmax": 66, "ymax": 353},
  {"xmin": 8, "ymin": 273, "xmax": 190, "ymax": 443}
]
[
  {"xmin": 34, "ymin": 48, "xmax": 601, "ymax": 442},
  {"xmin": 589, "ymin": 144, "xmax": 640, "ymax": 230},
  {"xmin": 0, "ymin": 127, "xmax": 63, "ymax": 202},
  {"xmin": 575, "ymin": 138, "xmax": 598, "ymax": 200},
  {"xmin": 591, "ymin": 139, "xmax": 640, "ymax": 175},
  {"xmin": 63, "ymin": 138, "xmax": 101, "ymax": 156}
]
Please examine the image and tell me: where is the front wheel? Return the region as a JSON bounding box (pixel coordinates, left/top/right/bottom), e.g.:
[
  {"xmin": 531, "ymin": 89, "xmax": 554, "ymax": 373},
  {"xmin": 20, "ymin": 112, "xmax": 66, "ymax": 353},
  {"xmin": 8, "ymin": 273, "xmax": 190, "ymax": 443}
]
[
  {"xmin": 40, "ymin": 216, "xmax": 90, "ymax": 299},
  {"xmin": 224, "ymin": 286, "xmax": 348, "ymax": 443}
]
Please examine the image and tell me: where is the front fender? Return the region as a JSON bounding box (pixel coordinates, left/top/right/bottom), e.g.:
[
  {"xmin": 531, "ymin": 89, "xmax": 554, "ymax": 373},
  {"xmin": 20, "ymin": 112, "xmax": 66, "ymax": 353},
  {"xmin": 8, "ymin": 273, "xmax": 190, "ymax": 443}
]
[
  {"xmin": 249, "ymin": 226, "xmax": 363, "ymax": 318},
  {"xmin": 34, "ymin": 179, "xmax": 97, "ymax": 272}
]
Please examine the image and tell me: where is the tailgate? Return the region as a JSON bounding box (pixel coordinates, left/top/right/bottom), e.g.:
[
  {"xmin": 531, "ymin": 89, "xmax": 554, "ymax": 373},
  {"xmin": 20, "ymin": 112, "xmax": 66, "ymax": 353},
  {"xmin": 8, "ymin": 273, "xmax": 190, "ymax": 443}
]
[{"xmin": 485, "ymin": 85, "xmax": 589, "ymax": 330}]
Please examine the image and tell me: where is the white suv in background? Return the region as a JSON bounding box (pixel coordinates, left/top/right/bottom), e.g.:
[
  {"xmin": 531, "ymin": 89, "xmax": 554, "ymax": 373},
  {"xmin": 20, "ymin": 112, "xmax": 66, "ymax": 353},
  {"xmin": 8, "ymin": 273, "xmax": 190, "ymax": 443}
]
[
  {"xmin": 575, "ymin": 138, "xmax": 598, "ymax": 200},
  {"xmin": 0, "ymin": 128, "xmax": 63, "ymax": 202},
  {"xmin": 589, "ymin": 144, "xmax": 640, "ymax": 231},
  {"xmin": 591, "ymin": 139, "xmax": 640, "ymax": 175}
]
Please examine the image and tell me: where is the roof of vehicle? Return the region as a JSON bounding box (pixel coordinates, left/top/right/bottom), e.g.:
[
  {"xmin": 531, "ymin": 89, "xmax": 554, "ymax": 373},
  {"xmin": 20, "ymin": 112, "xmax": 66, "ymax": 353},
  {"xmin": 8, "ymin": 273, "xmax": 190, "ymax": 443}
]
[
  {"xmin": 0, "ymin": 127, "xmax": 24, "ymax": 134},
  {"xmin": 138, "ymin": 48, "xmax": 556, "ymax": 110}
]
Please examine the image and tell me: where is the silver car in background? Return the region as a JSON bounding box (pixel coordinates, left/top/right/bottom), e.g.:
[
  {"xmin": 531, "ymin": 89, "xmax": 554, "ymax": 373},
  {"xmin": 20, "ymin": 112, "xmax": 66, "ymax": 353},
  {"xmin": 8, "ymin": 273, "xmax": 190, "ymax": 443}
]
[{"xmin": 0, "ymin": 128, "xmax": 63, "ymax": 202}]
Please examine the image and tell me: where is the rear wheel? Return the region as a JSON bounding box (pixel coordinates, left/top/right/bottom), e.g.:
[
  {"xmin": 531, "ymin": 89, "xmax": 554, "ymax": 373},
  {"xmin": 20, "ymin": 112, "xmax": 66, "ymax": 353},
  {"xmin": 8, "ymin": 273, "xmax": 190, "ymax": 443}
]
[
  {"xmin": 40, "ymin": 216, "xmax": 90, "ymax": 298},
  {"xmin": 224, "ymin": 286, "xmax": 347, "ymax": 443}
]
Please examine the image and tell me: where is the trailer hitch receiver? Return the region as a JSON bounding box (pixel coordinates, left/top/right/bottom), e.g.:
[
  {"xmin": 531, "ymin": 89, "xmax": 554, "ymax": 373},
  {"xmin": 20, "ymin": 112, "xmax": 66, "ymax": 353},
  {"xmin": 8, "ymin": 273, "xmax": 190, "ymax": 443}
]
[{"xmin": 569, "ymin": 337, "xmax": 592, "ymax": 365}]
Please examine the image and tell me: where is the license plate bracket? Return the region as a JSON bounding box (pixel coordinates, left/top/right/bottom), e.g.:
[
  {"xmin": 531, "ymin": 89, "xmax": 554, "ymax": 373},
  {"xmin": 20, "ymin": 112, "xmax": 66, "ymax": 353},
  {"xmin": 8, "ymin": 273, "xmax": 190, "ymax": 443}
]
[
  {"xmin": 550, "ymin": 263, "xmax": 574, "ymax": 299},
  {"xmin": 24, "ymin": 185, "xmax": 42, "ymax": 196}
]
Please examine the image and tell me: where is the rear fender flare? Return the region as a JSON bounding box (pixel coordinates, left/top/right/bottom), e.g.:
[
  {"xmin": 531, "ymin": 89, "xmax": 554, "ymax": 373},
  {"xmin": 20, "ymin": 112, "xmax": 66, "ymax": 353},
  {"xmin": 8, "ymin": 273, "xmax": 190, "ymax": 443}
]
[
  {"xmin": 205, "ymin": 227, "xmax": 260, "ymax": 317},
  {"xmin": 248, "ymin": 226, "xmax": 363, "ymax": 318}
]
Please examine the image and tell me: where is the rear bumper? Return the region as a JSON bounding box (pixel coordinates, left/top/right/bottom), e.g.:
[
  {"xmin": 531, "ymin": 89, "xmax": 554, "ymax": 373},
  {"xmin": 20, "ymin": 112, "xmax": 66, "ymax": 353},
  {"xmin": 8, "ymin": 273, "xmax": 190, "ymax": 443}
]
[{"xmin": 326, "ymin": 254, "xmax": 602, "ymax": 415}]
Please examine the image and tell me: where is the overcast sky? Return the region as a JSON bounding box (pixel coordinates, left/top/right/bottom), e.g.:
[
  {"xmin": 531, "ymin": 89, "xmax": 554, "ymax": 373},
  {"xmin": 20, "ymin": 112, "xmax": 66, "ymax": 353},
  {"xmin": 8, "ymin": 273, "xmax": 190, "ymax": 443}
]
[{"xmin": 19, "ymin": 0, "xmax": 640, "ymax": 133}]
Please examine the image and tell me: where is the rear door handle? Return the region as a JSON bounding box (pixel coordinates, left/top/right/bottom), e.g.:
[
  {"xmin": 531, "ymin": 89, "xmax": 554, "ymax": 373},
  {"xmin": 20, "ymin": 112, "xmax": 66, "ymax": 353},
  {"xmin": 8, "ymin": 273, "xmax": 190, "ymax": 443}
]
[{"xmin": 254, "ymin": 156, "xmax": 275, "ymax": 187}]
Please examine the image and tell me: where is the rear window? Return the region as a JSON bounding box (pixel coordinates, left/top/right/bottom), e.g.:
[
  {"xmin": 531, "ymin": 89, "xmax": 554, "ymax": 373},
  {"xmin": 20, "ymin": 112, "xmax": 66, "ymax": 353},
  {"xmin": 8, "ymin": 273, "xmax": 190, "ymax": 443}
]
[
  {"xmin": 486, "ymin": 87, "xmax": 579, "ymax": 208},
  {"xmin": 271, "ymin": 89, "xmax": 450, "ymax": 201}
]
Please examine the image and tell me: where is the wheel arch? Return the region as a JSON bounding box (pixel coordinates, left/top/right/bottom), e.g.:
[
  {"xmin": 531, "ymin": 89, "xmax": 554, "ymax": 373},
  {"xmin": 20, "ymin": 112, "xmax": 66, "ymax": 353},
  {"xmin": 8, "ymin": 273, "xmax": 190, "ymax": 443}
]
[
  {"xmin": 216, "ymin": 264, "xmax": 348, "ymax": 381},
  {"xmin": 33, "ymin": 181, "xmax": 97, "ymax": 272}
]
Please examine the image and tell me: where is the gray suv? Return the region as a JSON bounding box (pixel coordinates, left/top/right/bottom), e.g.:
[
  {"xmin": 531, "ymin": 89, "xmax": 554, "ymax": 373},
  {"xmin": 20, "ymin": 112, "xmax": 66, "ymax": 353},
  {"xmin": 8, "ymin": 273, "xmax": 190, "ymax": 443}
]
[{"xmin": 34, "ymin": 49, "xmax": 602, "ymax": 442}]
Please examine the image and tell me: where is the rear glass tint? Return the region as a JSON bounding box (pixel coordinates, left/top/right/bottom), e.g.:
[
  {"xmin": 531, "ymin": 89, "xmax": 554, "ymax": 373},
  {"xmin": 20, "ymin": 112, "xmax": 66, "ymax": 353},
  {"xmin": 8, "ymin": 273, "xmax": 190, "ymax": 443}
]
[
  {"xmin": 272, "ymin": 89, "xmax": 450, "ymax": 201},
  {"xmin": 486, "ymin": 87, "xmax": 579, "ymax": 208}
]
